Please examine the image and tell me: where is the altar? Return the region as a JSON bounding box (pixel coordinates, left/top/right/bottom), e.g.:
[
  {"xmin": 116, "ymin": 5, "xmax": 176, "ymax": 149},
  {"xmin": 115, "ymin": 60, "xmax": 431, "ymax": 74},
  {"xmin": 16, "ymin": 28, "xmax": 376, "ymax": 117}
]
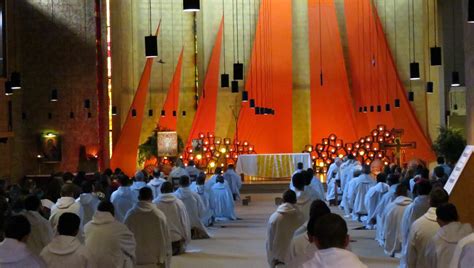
[{"xmin": 236, "ymin": 153, "xmax": 312, "ymax": 180}]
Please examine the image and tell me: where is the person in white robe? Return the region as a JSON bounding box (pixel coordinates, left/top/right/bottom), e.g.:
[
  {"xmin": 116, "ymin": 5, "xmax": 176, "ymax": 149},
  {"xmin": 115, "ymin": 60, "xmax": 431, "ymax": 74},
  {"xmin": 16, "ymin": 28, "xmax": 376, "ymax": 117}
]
[
  {"xmin": 169, "ymin": 159, "xmax": 190, "ymax": 181},
  {"xmin": 84, "ymin": 201, "xmax": 136, "ymax": 268},
  {"xmin": 124, "ymin": 187, "xmax": 172, "ymax": 268},
  {"xmin": 399, "ymin": 179, "xmax": 431, "ymax": 263},
  {"xmin": 287, "ymin": 213, "xmax": 367, "ymax": 268},
  {"xmin": 76, "ymin": 181, "xmax": 100, "ymax": 225},
  {"xmin": 210, "ymin": 176, "xmax": 237, "ymax": 221},
  {"xmin": 154, "ymin": 181, "xmax": 191, "ymax": 255},
  {"xmin": 404, "ymin": 187, "xmax": 449, "ymax": 268},
  {"xmin": 364, "ymin": 173, "xmax": 389, "ymax": 229},
  {"xmin": 21, "ymin": 195, "xmax": 54, "ymax": 255},
  {"xmin": 341, "ymin": 164, "xmax": 362, "ymax": 216},
  {"xmin": 382, "ymin": 184, "xmax": 412, "ymax": 257},
  {"xmin": 50, "ymin": 183, "xmax": 84, "ymax": 230},
  {"xmin": 130, "ymin": 170, "xmax": 148, "ymax": 194},
  {"xmin": 450, "ymin": 233, "xmax": 474, "ymax": 268},
  {"xmin": 266, "ymin": 190, "xmax": 305, "ymax": 267},
  {"xmin": 290, "ymin": 162, "xmax": 305, "ymax": 190},
  {"xmin": 190, "ymin": 172, "xmax": 214, "ymax": 226},
  {"xmin": 185, "ymin": 160, "xmax": 201, "ymax": 181},
  {"xmin": 41, "ymin": 213, "xmax": 95, "ymax": 268},
  {"xmin": 223, "ymin": 164, "xmax": 242, "ymax": 201},
  {"xmin": 425, "ymin": 203, "xmax": 473, "ymax": 268},
  {"xmin": 307, "ymin": 168, "xmax": 325, "ymax": 201},
  {"xmin": 288, "ymin": 200, "xmax": 330, "ymax": 264},
  {"xmin": 292, "ymin": 173, "xmax": 316, "ymax": 223},
  {"xmin": 175, "ymin": 175, "xmax": 210, "ymax": 239},
  {"xmin": 148, "ymin": 168, "xmax": 167, "ymax": 199},
  {"xmin": 433, "ymin": 156, "xmax": 452, "ymax": 177},
  {"xmin": 111, "ymin": 174, "xmax": 138, "ymax": 222},
  {"xmin": 372, "ymin": 173, "xmax": 400, "ymax": 246},
  {"xmin": 205, "ymin": 167, "xmax": 224, "ymax": 192},
  {"xmin": 326, "ymin": 158, "xmax": 342, "ymax": 204},
  {"xmin": 339, "ymin": 155, "xmax": 357, "ymax": 195},
  {"xmin": 0, "ymin": 215, "xmax": 47, "ymax": 268},
  {"xmin": 350, "ymin": 165, "xmax": 376, "ymax": 221}
]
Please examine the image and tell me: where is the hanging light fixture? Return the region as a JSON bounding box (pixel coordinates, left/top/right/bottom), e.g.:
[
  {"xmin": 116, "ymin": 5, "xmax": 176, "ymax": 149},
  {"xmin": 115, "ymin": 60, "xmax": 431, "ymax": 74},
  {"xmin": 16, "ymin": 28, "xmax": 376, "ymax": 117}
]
[
  {"xmin": 221, "ymin": 74, "xmax": 229, "ymax": 88},
  {"xmin": 363, "ymin": 106, "xmax": 368, "ymax": 113},
  {"xmin": 233, "ymin": 63, "xmax": 243, "ymax": 80},
  {"xmin": 409, "ymin": 0, "xmax": 420, "ymax": 80},
  {"xmin": 408, "ymin": 91, "xmax": 414, "ymax": 102},
  {"xmin": 50, "ymin": 89, "xmax": 58, "ymax": 102},
  {"xmin": 182, "ymin": 111, "xmax": 186, "ymax": 116},
  {"xmin": 468, "ymin": 0, "xmax": 474, "ymax": 23},
  {"xmin": 48, "ymin": 113, "xmax": 52, "ymax": 119},
  {"xmin": 249, "ymin": 99, "xmax": 255, "ymax": 108},
  {"xmin": 161, "ymin": 110, "xmax": 166, "ymax": 117},
  {"xmin": 451, "ymin": 71, "xmax": 461, "ymax": 87},
  {"xmin": 173, "ymin": 110, "xmax": 177, "ymax": 117},
  {"xmin": 148, "ymin": 109, "xmax": 153, "ymax": 117},
  {"xmin": 145, "ymin": 0, "xmax": 158, "ymax": 58},
  {"xmin": 385, "ymin": 104, "xmax": 391, "ymax": 111},
  {"xmin": 370, "ymin": 106, "xmax": 374, "ymax": 113},
  {"xmin": 358, "ymin": 107, "xmax": 363, "ymax": 113},
  {"xmin": 430, "ymin": 0, "xmax": 442, "ymax": 65},
  {"xmin": 242, "ymin": 90, "xmax": 248, "ymax": 102},
  {"xmin": 112, "ymin": 106, "xmax": 118, "ymax": 116},
  {"xmin": 131, "ymin": 109, "xmax": 137, "ymax": 117},
  {"xmin": 69, "ymin": 112, "xmax": 75, "ymax": 119},
  {"xmin": 4, "ymin": 81, "xmax": 13, "ymax": 96},
  {"xmin": 22, "ymin": 112, "xmax": 27, "ymax": 120},
  {"xmin": 394, "ymin": 98, "xmax": 401, "ymax": 108},
  {"xmin": 376, "ymin": 105, "xmax": 382, "ymax": 112},
  {"xmin": 255, "ymin": 107, "xmax": 261, "ymax": 115},
  {"xmin": 426, "ymin": 81, "xmax": 434, "ymax": 93},
  {"xmin": 231, "ymin": 80, "xmax": 239, "ymax": 93},
  {"xmin": 11, "ymin": 72, "xmax": 21, "ymax": 89},
  {"xmin": 84, "ymin": 99, "xmax": 91, "ymax": 109},
  {"xmin": 409, "ymin": 62, "xmax": 420, "ymax": 80},
  {"xmin": 232, "ymin": 0, "xmax": 243, "ymax": 80},
  {"xmin": 451, "ymin": 2, "xmax": 461, "ymax": 87},
  {"xmin": 183, "ymin": 0, "xmax": 200, "ymax": 12},
  {"xmin": 220, "ymin": 0, "xmax": 229, "ymax": 88}
]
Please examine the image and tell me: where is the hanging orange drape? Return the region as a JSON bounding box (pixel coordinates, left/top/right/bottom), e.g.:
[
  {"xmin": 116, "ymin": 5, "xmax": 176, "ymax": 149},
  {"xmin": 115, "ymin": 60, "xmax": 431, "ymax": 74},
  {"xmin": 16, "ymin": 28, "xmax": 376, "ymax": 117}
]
[{"xmin": 158, "ymin": 48, "xmax": 184, "ymax": 131}]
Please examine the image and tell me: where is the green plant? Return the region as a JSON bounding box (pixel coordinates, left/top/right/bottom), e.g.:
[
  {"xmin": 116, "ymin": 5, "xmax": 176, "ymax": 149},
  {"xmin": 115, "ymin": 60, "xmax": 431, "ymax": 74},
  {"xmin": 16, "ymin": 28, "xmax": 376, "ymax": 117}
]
[{"xmin": 433, "ymin": 127, "xmax": 466, "ymax": 164}]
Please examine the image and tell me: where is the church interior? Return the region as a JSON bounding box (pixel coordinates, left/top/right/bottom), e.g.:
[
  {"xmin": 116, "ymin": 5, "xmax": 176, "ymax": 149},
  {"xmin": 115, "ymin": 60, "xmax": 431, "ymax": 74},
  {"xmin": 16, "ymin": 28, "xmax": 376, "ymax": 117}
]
[{"xmin": 1, "ymin": 0, "xmax": 474, "ymax": 267}]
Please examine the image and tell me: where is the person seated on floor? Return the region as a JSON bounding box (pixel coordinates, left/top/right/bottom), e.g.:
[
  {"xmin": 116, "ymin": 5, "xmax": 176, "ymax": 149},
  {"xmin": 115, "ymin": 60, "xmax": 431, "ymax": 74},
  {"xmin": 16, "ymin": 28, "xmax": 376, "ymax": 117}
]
[
  {"xmin": 450, "ymin": 232, "xmax": 474, "ymax": 268},
  {"xmin": 41, "ymin": 213, "xmax": 94, "ymax": 268},
  {"xmin": 364, "ymin": 172, "xmax": 389, "ymax": 229},
  {"xmin": 349, "ymin": 164, "xmax": 376, "ymax": 222},
  {"xmin": 266, "ymin": 190, "xmax": 305, "ymax": 268},
  {"xmin": 50, "ymin": 183, "xmax": 84, "ymax": 231},
  {"xmin": 130, "ymin": 170, "xmax": 148, "ymax": 194},
  {"xmin": 0, "ymin": 215, "xmax": 46, "ymax": 268},
  {"xmin": 21, "ymin": 195, "xmax": 54, "ymax": 255},
  {"xmin": 174, "ymin": 175, "xmax": 210, "ymax": 239},
  {"xmin": 76, "ymin": 181, "xmax": 100, "ymax": 225},
  {"xmin": 306, "ymin": 168, "xmax": 325, "ymax": 201},
  {"xmin": 185, "ymin": 160, "xmax": 201, "ymax": 182},
  {"xmin": 148, "ymin": 168, "xmax": 167, "ymax": 199},
  {"xmin": 373, "ymin": 173, "xmax": 400, "ymax": 246},
  {"xmin": 84, "ymin": 201, "xmax": 136, "ymax": 268},
  {"xmin": 404, "ymin": 187, "xmax": 449, "ymax": 268},
  {"xmin": 190, "ymin": 172, "xmax": 214, "ymax": 226},
  {"xmin": 223, "ymin": 165, "xmax": 242, "ymax": 201},
  {"xmin": 125, "ymin": 187, "xmax": 171, "ymax": 268},
  {"xmin": 110, "ymin": 173, "xmax": 138, "ymax": 223},
  {"xmin": 154, "ymin": 181, "xmax": 191, "ymax": 255},
  {"xmin": 292, "ymin": 172, "xmax": 316, "ymax": 223},
  {"xmin": 290, "ymin": 213, "xmax": 367, "ymax": 268},
  {"xmin": 289, "ymin": 200, "xmax": 331, "ymax": 263},
  {"xmin": 425, "ymin": 203, "xmax": 473, "ymax": 268},
  {"xmin": 210, "ymin": 176, "xmax": 237, "ymax": 221}
]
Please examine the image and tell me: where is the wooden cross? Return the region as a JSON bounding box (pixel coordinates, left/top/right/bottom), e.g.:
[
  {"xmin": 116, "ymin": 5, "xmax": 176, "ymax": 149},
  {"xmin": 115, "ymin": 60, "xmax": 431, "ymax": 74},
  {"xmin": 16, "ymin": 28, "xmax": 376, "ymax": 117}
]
[{"xmin": 382, "ymin": 129, "xmax": 416, "ymax": 165}]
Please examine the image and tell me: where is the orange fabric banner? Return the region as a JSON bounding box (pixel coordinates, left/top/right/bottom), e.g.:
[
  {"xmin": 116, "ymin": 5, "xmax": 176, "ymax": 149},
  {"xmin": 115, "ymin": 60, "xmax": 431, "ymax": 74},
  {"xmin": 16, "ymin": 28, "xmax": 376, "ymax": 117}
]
[
  {"xmin": 236, "ymin": 0, "xmax": 293, "ymax": 153},
  {"xmin": 186, "ymin": 18, "xmax": 224, "ymax": 146},
  {"xmin": 308, "ymin": 0, "xmax": 360, "ymax": 144},
  {"xmin": 158, "ymin": 48, "xmax": 184, "ymax": 131},
  {"xmin": 344, "ymin": 0, "xmax": 435, "ymax": 161}
]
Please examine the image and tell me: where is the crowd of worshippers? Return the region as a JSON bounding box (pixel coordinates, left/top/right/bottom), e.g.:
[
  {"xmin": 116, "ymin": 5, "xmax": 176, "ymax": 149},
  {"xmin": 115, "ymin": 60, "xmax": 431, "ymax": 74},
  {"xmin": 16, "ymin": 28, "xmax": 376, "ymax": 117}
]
[
  {"xmin": 266, "ymin": 156, "xmax": 473, "ymax": 268},
  {"xmin": 0, "ymin": 160, "xmax": 243, "ymax": 267}
]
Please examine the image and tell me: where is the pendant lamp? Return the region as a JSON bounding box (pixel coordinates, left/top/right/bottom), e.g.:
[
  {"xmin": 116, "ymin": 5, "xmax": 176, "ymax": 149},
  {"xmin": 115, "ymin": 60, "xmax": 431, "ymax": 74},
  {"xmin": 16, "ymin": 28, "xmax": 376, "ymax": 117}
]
[
  {"xmin": 131, "ymin": 109, "xmax": 137, "ymax": 117},
  {"xmin": 182, "ymin": 111, "xmax": 186, "ymax": 116},
  {"xmin": 242, "ymin": 91, "xmax": 248, "ymax": 102},
  {"xmin": 385, "ymin": 104, "xmax": 391, "ymax": 111},
  {"xmin": 70, "ymin": 112, "xmax": 75, "ymax": 119},
  {"xmin": 376, "ymin": 105, "xmax": 382, "ymax": 112},
  {"xmin": 84, "ymin": 99, "xmax": 91, "ymax": 109},
  {"xmin": 255, "ymin": 107, "xmax": 261, "ymax": 115},
  {"xmin": 409, "ymin": 62, "xmax": 420, "ymax": 80},
  {"xmin": 183, "ymin": 0, "xmax": 200, "ymax": 12},
  {"xmin": 451, "ymin": 71, "xmax": 460, "ymax": 87},
  {"xmin": 148, "ymin": 109, "xmax": 153, "ymax": 117},
  {"xmin": 11, "ymin": 72, "xmax": 21, "ymax": 89},
  {"xmin": 4, "ymin": 81, "xmax": 12, "ymax": 96},
  {"xmin": 249, "ymin": 99, "xmax": 255, "ymax": 108},
  {"xmin": 370, "ymin": 106, "xmax": 374, "ymax": 113},
  {"xmin": 233, "ymin": 63, "xmax": 243, "ymax": 80},
  {"xmin": 231, "ymin": 80, "xmax": 239, "ymax": 93},
  {"xmin": 468, "ymin": 0, "xmax": 474, "ymax": 23},
  {"xmin": 221, "ymin": 73, "xmax": 229, "ymax": 88},
  {"xmin": 145, "ymin": 35, "xmax": 158, "ymax": 58},
  {"xmin": 363, "ymin": 106, "xmax": 368, "ymax": 113},
  {"xmin": 430, "ymin": 47, "xmax": 442, "ymax": 66},
  {"xmin": 359, "ymin": 107, "xmax": 363, "ymax": 113},
  {"xmin": 112, "ymin": 106, "xmax": 118, "ymax": 116},
  {"xmin": 161, "ymin": 110, "xmax": 166, "ymax": 117},
  {"xmin": 408, "ymin": 91, "xmax": 415, "ymax": 102},
  {"xmin": 426, "ymin": 82, "xmax": 434, "ymax": 93},
  {"xmin": 394, "ymin": 99, "xmax": 401, "ymax": 108},
  {"xmin": 173, "ymin": 110, "xmax": 177, "ymax": 117},
  {"xmin": 50, "ymin": 89, "xmax": 58, "ymax": 102}
]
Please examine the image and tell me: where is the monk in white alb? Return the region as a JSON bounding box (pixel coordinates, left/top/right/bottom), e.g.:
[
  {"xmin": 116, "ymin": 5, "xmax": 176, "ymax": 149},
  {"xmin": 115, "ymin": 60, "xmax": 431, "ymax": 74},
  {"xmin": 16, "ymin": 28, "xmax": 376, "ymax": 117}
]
[
  {"xmin": 130, "ymin": 170, "xmax": 148, "ymax": 195},
  {"xmin": 21, "ymin": 195, "xmax": 53, "ymax": 255},
  {"xmin": 169, "ymin": 159, "xmax": 190, "ymax": 181},
  {"xmin": 290, "ymin": 162, "xmax": 305, "ymax": 190},
  {"xmin": 41, "ymin": 213, "xmax": 94, "ymax": 268},
  {"xmin": 373, "ymin": 173, "xmax": 400, "ymax": 246},
  {"xmin": 50, "ymin": 184, "xmax": 84, "ymax": 230},
  {"xmin": 266, "ymin": 190, "xmax": 305, "ymax": 267},
  {"xmin": 364, "ymin": 173, "xmax": 389, "ymax": 229},
  {"xmin": 326, "ymin": 158, "xmax": 342, "ymax": 205},
  {"xmin": 0, "ymin": 215, "xmax": 46, "ymax": 268},
  {"xmin": 223, "ymin": 164, "xmax": 242, "ymax": 200},
  {"xmin": 288, "ymin": 213, "xmax": 367, "ymax": 268},
  {"xmin": 110, "ymin": 174, "xmax": 138, "ymax": 222},
  {"xmin": 154, "ymin": 181, "xmax": 191, "ymax": 255},
  {"xmin": 210, "ymin": 176, "xmax": 237, "ymax": 221},
  {"xmin": 404, "ymin": 187, "xmax": 449, "ymax": 268},
  {"xmin": 76, "ymin": 181, "xmax": 100, "ymax": 225},
  {"xmin": 292, "ymin": 173, "xmax": 316, "ymax": 223},
  {"xmin": 307, "ymin": 169, "xmax": 325, "ymax": 201},
  {"xmin": 148, "ymin": 168, "xmax": 167, "ymax": 199},
  {"xmin": 190, "ymin": 172, "xmax": 214, "ymax": 226},
  {"xmin": 185, "ymin": 160, "xmax": 200, "ymax": 181},
  {"xmin": 340, "ymin": 155, "xmax": 357, "ymax": 192},
  {"xmin": 341, "ymin": 164, "xmax": 362, "ymax": 216},
  {"xmin": 205, "ymin": 167, "xmax": 224, "ymax": 192},
  {"xmin": 425, "ymin": 203, "xmax": 473, "ymax": 268},
  {"xmin": 84, "ymin": 201, "xmax": 136, "ymax": 268},
  {"xmin": 124, "ymin": 187, "xmax": 171, "ymax": 268},
  {"xmin": 175, "ymin": 175, "xmax": 210, "ymax": 239},
  {"xmin": 350, "ymin": 165, "xmax": 376, "ymax": 221},
  {"xmin": 450, "ymin": 233, "xmax": 474, "ymax": 268}
]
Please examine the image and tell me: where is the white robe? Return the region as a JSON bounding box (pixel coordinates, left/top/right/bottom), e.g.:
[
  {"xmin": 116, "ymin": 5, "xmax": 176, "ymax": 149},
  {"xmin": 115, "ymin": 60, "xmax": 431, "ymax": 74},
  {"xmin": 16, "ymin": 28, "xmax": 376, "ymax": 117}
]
[
  {"xmin": 76, "ymin": 193, "xmax": 100, "ymax": 225},
  {"xmin": 340, "ymin": 162, "xmax": 359, "ymax": 213},
  {"xmin": 325, "ymin": 163, "xmax": 339, "ymax": 201},
  {"xmin": 169, "ymin": 167, "xmax": 189, "ymax": 179},
  {"xmin": 405, "ymin": 207, "xmax": 440, "ymax": 268},
  {"xmin": 223, "ymin": 169, "xmax": 242, "ymax": 200},
  {"xmin": 350, "ymin": 174, "xmax": 376, "ymax": 217},
  {"xmin": 364, "ymin": 182, "xmax": 389, "ymax": 226},
  {"xmin": 382, "ymin": 195, "xmax": 412, "ymax": 256},
  {"xmin": 40, "ymin": 235, "xmax": 94, "ymax": 268},
  {"xmin": 148, "ymin": 177, "xmax": 167, "ymax": 199},
  {"xmin": 309, "ymin": 177, "xmax": 325, "ymax": 201},
  {"xmin": 124, "ymin": 201, "xmax": 171, "ymax": 267},
  {"xmin": 295, "ymin": 189, "xmax": 315, "ymax": 222},
  {"xmin": 130, "ymin": 181, "xmax": 148, "ymax": 196},
  {"xmin": 450, "ymin": 233, "xmax": 474, "ymax": 268},
  {"xmin": 425, "ymin": 222, "xmax": 473, "ymax": 268},
  {"xmin": 50, "ymin": 197, "xmax": 84, "ymax": 230},
  {"xmin": 110, "ymin": 186, "xmax": 138, "ymax": 223},
  {"xmin": 342, "ymin": 176, "xmax": 358, "ymax": 215},
  {"xmin": 190, "ymin": 183, "xmax": 214, "ymax": 226},
  {"xmin": 84, "ymin": 211, "xmax": 136, "ymax": 268},
  {"xmin": 21, "ymin": 210, "xmax": 54, "ymax": 255},
  {"xmin": 185, "ymin": 166, "xmax": 201, "ymax": 179},
  {"xmin": 288, "ymin": 232, "xmax": 317, "ymax": 264},
  {"xmin": 205, "ymin": 175, "xmax": 231, "ymax": 193},
  {"xmin": 174, "ymin": 187, "xmax": 209, "ymax": 237},
  {"xmin": 339, "ymin": 160, "xmax": 356, "ymax": 191},
  {"xmin": 0, "ymin": 238, "xmax": 46, "ymax": 268},
  {"xmin": 373, "ymin": 183, "xmax": 398, "ymax": 245},
  {"xmin": 266, "ymin": 203, "xmax": 305, "ymax": 266},
  {"xmin": 288, "ymin": 247, "xmax": 367, "ymax": 268},
  {"xmin": 210, "ymin": 183, "xmax": 237, "ymax": 221},
  {"xmin": 153, "ymin": 193, "xmax": 191, "ymax": 244}
]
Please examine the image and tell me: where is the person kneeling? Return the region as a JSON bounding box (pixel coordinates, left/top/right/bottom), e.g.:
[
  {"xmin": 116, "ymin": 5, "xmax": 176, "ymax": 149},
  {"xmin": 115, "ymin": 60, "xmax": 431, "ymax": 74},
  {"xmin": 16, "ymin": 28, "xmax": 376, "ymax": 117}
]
[{"xmin": 210, "ymin": 176, "xmax": 237, "ymax": 221}]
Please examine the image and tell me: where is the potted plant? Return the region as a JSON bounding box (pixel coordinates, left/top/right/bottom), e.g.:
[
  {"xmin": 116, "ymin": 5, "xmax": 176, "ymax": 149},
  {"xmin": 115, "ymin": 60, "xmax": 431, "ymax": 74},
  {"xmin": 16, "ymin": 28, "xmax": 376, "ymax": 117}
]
[{"xmin": 433, "ymin": 127, "xmax": 466, "ymax": 165}]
